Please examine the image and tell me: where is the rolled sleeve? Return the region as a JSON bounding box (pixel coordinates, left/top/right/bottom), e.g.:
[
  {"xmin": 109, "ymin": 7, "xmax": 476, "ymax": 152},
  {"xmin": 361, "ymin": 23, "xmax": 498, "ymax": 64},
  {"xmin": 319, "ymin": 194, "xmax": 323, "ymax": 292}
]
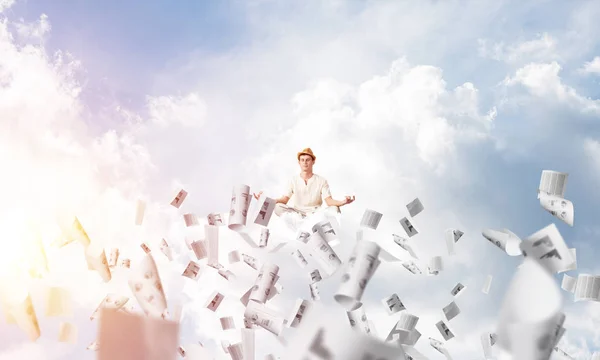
[
  {"xmin": 284, "ymin": 179, "xmax": 294, "ymax": 198},
  {"xmin": 321, "ymin": 180, "xmax": 332, "ymax": 199}
]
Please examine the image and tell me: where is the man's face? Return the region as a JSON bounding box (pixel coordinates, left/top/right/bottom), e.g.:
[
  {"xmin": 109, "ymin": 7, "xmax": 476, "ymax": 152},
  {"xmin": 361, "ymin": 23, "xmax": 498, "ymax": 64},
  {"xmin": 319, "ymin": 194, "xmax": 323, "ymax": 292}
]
[{"xmin": 298, "ymin": 155, "xmax": 314, "ymax": 171}]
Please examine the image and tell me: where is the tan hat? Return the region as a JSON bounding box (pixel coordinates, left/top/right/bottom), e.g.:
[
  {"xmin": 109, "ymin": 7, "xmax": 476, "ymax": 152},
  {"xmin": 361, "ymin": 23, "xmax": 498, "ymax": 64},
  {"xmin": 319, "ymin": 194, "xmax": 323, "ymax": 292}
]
[{"xmin": 297, "ymin": 147, "xmax": 316, "ymax": 161}]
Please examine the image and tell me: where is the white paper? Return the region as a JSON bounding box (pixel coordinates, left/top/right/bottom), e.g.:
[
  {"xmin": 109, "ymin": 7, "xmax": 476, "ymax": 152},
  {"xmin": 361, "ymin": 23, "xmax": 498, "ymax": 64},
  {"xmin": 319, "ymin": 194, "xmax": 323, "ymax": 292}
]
[
  {"xmin": 360, "ymin": 209, "xmax": 383, "ymax": 230},
  {"xmin": 392, "ymin": 234, "xmax": 419, "ymax": 259},
  {"xmin": 259, "ymin": 228, "xmax": 270, "ymax": 248},
  {"xmin": 205, "ymin": 292, "xmax": 225, "ymax": 312},
  {"xmin": 538, "ymin": 170, "xmax": 568, "ymax": 198},
  {"xmin": 400, "ymin": 217, "xmax": 418, "ymax": 237},
  {"xmin": 207, "ymin": 212, "xmax": 224, "ymax": 226},
  {"xmin": 334, "ymin": 240, "xmax": 381, "ymax": 311},
  {"xmin": 480, "ymin": 332, "xmax": 495, "ymax": 360},
  {"xmin": 428, "ymin": 256, "xmax": 443, "ymax": 275},
  {"xmin": 482, "ymin": 228, "xmax": 522, "ymax": 256},
  {"xmin": 108, "ymin": 248, "xmax": 120, "ymax": 267},
  {"xmin": 243, "ymin": 300, "xmax": 285, "ymax": 336},
  {"xmin": 183, "ymin": 213, "xmax": 199, "ymax": 227},
  {"xmin": 442, "ymin": 301, "xmax": 460, "ymax": 321},
  {"xmin": 292, "ymin": 249, "xmax": 309, "ymax": 268},
  {"xmin": 309, "ymin": 269, "xmax": 322, "ymax": 284},
  {"xmin": 46, "ymin": 287, "xmax": 72, "ymax": 317},
  {"xmin": 574, "ymin": 274, "xmax": 600, "ymax": 301},
  {"xmin": 170, "ymin": 189, "xmax": 188, "ymax": 208},
  {"xmin": 182, "ymin": 261, "xmax": 201, "ymax": 280},
  {"xmin": 385, "ymin": 313, "xmax": 419, "ymax": 345},
  {"xmin": 140, "ymin": 243, "xmax": 151, "ymax": 254},
  {"xmin": 482, "ymin": 275, "xmax": 493, "ymax": 294},
  {"xmin": 58, "ymin": 322, "xmax": 77, "ymax": 343},
  {"xmin": 306, "ymin": 231, "xmax": 342, "ymax": 277},
  {"xmin": 561, "ymin": 274, "xmax": 576, "ymax": 294},
  {"xmin": 402, "ymin": 260, "xmax": 423, "ymax": 275},
  {"xmin": 288, "ymin": 299, "xmax": 312, "ymax": 328},
  {"xmin": 241, "ymin": 328, "xmax": 256, "ymax": 360},
  {"xmin": 286, "ymin": 304, "xmax": 407, "ymax": 360},
  {"xmin": 564, "ymin": 248, "xmax": 577, "ymax": 271},
  {"xmin": 496, "ymin": 258, "xmax": 563, "ymax": 360},
  {"xmin": 220, "ymin": 316, "xmax": 235, "ymax": 330},
  {"xmin": 520, "ymin": 223, "xmax": 575, "ymax": 274},
  {"xmin": 406, "ymin": 198, "xmax": 424, "ymax": 217},
  {"xmin": 450, "ymin": 283, "xmax": 466, "ymax": 297},
  {"xmin": 255, "ymin": 197, "xmax": 276, "ymax": 227},
  {"xmin": 135, "ymin": 199, "xmax": 146, "ymax": 226},
  {"xmin": 205, "ymin": 224, "xmax": 220, "ymax": 266},
  {"xmin": 309, "ymin": 283, "xmax": 320, "ymax": 301},
  {"xmin": 190, "ymin": 240, "xmax": 207, "ymax": 260},
  {"xmin": 128, "ymin": 254, "xmax": 168, "ymax": 319},
  {"xmin": 311, "ymin": 220, "xmax": 340, "ymax": 248},
  {"xmin": 249, "ymin": 263, "xmax": 280, "ymax": 304},
  {"xmin": 5, "ymin": 294, "xmax": 41, "ymax": 341},
  {"xmin": 429, "ymin": 337, "xmax": 453, "ymax": 360},
  {"xmin": 243, "ymin": 253, "xmax": 260, "ymax": 271},
  {"xmin": 85, "ymin": 244, "xmax": 112, "ymax": 282},
  {"xmin": 539, "ymin": 194, "xmax": 574, "ymax": 227},
  {"xmin": 90, "ymin": 294, "xmax": 129, "ymax": 321},
  {"xmin": 346, "ymin": 304, "xmax": 372, "ymax": 335},
  {"xmin": 159, "ymin": 238, "xmax": 173, "ymax": 261},
  {"xmin": 229, "ymin": 184, "xmax": 252, "ymax": 231},
  {"xmin": 228, "ymin": 250, "xmax": 241, "ymax": 264},
  {"xmin": 381, "ymin": 293, "xmax": 405, "ymax": 315}
]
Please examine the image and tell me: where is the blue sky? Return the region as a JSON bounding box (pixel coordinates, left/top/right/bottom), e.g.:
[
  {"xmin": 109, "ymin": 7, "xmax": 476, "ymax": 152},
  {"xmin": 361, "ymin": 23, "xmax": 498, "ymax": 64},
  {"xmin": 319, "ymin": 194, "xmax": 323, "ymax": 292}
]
[{"xmin": 1, "ymin": 0, "xmax": 600, "ymax": 359}]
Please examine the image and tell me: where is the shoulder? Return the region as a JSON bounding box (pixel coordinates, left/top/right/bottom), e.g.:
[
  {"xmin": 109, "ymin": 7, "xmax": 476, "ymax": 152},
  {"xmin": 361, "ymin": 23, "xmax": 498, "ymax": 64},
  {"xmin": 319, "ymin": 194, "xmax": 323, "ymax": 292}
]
[{"xmin": 313, "ymin": 173, "xmax": 328, "ymax": 183}]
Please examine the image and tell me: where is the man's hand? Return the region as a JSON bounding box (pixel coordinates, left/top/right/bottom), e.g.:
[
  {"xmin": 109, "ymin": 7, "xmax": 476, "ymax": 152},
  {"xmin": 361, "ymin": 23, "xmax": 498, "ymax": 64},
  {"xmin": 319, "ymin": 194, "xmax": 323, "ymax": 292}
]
[
  {"xmin": 343, "ymin": 195, "xmax": 355, "ymax": 205},
  {"xmin": 253, "ymin": 191, "xmax": 263, "ymax": 200}
]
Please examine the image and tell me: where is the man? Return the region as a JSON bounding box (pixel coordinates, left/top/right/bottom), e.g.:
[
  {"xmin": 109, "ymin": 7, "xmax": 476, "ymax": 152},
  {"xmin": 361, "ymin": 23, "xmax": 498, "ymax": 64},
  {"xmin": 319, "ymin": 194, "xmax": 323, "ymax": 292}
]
[{"xmin": 254, "ymin": 148, "xmax": 355, "ymax": 229}]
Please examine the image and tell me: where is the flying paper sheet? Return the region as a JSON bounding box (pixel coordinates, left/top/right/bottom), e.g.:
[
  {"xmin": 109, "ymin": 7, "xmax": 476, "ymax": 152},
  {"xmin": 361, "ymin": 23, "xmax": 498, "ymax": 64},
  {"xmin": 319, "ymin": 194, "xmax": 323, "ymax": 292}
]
[
  {"xmin": 400, "ymin": 217, "xmax": 418, "ymax": 237},
  {"xmin": 520, "ymin": 223, "xmax": 574, "ymax": 274},
  {"xmin": 496, "ymin": 258, "xmax": 563, "ymax": 360},
  {"xmin": 170, "ymin": 189, "xmax": 188, "ymax": 208},
  {"xmin": 97, "ymin": 309, "xmax": 179, "ymax": 360},
  {"xmin": 450, "ymin": 282, "xmax": 466, "ymax": 297},
  {"xmin": 381, "ymin": 293, "xmax": 405, "ymax": 315},
  {"xmin": 539, "ymin": 194, "xmax": 574, "ymax": 226},
  {"xmin": 346, "ymin": 304, "xmax": 372, "ymax": 335},
  {"xmin": 128, "ymin": 254, "xmax": 168, "ymax": 319},
  {"xmin": 360, "ymin": 209, "xmax": 383, "ymax": 230},
  {"xmin": 334, "ymin": 240, "xmax": 381, "ymax": 311},
  {"xmin": 406, "ymin": 198, "xmax": 424, "ymax": 217},
  {"xmin": 255, "ymin": 196, "xmax": 276, "ymax": 227},
  {"xmin": 58, "ymin": 322, "xmax": 77, "ymax": 344},
  {"xmin": 135, "ymin": 199, "xmax": 146, "ymax": 226},
  {"xmin": 286, "ymin": 303, "xmax": 407, "ymax": 360},
  {"xmin": 229, "ymin": 184, "xmax": 252, "ymax": 231},
  {"xmin": 46, "ymin": 287, "xmax": 72, "ymax": 317},
  {"xmin": 482, "ymin": 228, "xmax": 522, "ymax": 256},
  {"xmin": 538, "ymin": 170, "xmax": 568, "ymax": 199}
]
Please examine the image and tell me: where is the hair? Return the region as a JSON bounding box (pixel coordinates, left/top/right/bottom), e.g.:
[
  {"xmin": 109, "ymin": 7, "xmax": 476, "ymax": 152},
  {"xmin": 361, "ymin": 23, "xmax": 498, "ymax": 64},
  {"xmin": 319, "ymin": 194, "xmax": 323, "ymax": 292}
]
[{"xmin": 298, "ymin": 154, "xmax": 315, "ymax": 162}]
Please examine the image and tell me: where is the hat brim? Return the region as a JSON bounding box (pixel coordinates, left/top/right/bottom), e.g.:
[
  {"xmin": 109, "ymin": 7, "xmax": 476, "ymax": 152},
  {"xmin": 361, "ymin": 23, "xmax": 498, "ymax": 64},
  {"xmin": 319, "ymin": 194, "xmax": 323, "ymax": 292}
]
[{"xmin": 297, "ymin": 152, "xmax": 315, "ymax": 161}]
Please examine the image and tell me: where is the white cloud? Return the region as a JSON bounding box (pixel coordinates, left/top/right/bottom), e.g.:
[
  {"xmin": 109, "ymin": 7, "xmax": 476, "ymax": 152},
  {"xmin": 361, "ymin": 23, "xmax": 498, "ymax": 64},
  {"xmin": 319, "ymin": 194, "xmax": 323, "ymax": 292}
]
[
  {"xmin": 583, "ymin": 137, "xmax": 600, "ymax": 176},
  {"xmin": 0, "ymin": 0, "xmax": 13, "ymax": 13},
  {"xmin": 478, "ymin": 33, "xmax": 560, "ymax": 64},
  {"xmin": 14, "ymin": 14, "xmax": 51, "ymax": 40},
  {"xmin": 579, "ymin": 56, "xmax": 600, "ymax": 75},
  {"xmin": 146, "ymin": 92, "xmax": 207, "ymax": 128},
  {"xmin": 502, "ymin": 61, "xmax": 600, "ymax": 113}
]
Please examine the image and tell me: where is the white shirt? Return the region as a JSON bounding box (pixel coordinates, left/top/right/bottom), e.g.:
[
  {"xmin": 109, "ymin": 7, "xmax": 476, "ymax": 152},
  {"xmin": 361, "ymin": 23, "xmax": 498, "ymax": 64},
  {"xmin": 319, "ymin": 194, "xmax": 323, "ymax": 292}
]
[{"xmin": 284, "ymin": 173, "xmax": 332, "ymax": 211}]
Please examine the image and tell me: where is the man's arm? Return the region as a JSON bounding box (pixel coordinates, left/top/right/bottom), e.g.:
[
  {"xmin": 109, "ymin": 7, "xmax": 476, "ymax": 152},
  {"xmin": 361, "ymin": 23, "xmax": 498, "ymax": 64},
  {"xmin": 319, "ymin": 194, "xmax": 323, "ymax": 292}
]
[
  {"xmin": 253, "ymin": 192, "xmax": 290, "ymax": 205},
  {"xmin": 322, "ymin": 179, "xmax": 355, "ymax": 207},
  {"xmin": 276, "ymin": 196, "xmax": 290, "ymax": 205},
  {"xmin": 325, "ymin": 196, "xmax": 354, "ymax": 207}
]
